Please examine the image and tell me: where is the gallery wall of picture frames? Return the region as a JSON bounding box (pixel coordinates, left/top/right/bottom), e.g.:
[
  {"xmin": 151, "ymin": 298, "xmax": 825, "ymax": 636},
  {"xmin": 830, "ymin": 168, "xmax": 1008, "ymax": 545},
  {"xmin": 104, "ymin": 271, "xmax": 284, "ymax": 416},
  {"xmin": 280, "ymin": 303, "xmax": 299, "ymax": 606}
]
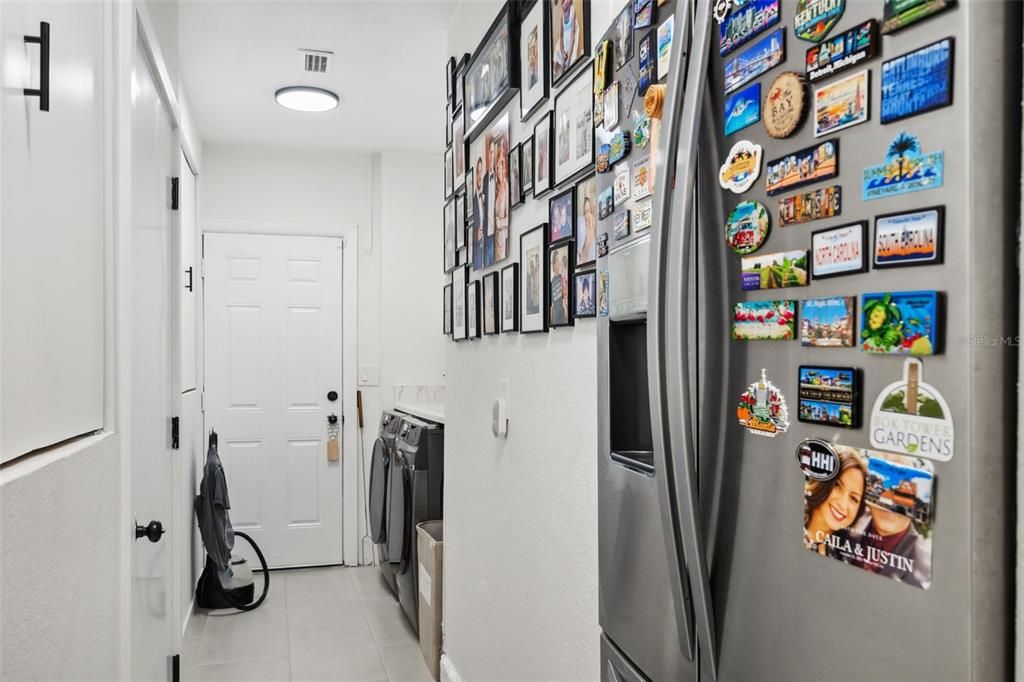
[{"xmin": 442, "ymin": 0, "xmax": 678, "ymax": 341}]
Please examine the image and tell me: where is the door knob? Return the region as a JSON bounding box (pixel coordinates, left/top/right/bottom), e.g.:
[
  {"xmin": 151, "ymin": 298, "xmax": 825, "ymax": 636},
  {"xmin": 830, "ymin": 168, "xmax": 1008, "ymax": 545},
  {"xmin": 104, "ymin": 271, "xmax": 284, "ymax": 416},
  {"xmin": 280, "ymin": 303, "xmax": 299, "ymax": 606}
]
[{"xmin": 135, "ymin": 520, "xmax": 165, "ymax": 543}]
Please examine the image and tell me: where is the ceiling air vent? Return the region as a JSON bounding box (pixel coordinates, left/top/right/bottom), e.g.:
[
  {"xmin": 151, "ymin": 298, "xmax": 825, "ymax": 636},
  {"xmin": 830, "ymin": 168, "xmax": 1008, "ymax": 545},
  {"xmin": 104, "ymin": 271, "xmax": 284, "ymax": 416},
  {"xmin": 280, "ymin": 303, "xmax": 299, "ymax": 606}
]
[{"xmin": 299, "ymin": 49, "xmax": 333, "ymax": 75}]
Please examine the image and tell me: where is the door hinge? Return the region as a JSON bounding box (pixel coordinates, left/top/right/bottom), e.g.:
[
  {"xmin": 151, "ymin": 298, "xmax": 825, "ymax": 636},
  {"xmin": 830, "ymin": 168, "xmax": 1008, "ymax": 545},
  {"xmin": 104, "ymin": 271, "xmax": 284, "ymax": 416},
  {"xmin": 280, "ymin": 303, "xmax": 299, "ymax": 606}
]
[
  {"xmin": 200, "ymin": 392, "xmax": 205, "ymax": 413},
  {"xmin": 200, "ymin": 258, "xmax": 206, "ymax": 279},
  {"xmin": 171, "ymin": 177, "xmax": 179, "ymax": 211},
  {"xmin": 171, "ymin": 416, "xmax": 180, "ymax": 449}
]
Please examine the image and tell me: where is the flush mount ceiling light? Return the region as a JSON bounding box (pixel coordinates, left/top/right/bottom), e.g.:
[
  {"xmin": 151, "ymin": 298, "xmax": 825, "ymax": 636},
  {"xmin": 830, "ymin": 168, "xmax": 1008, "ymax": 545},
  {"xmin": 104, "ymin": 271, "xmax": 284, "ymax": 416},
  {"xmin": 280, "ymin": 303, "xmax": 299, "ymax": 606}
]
[{"xmin": 274, "ymin": 86, "xmax": 339, "ymax": 112}]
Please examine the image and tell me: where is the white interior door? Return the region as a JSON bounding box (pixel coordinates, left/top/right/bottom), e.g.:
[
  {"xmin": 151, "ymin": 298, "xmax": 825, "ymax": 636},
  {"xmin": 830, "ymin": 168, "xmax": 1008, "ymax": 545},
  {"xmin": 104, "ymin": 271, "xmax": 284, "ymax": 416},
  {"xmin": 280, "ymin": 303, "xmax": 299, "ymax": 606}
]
[
  {"xmin": 204, "ymin": 233, "xmax": 344, "ymax": 567},
  {"xmin": 131, "ymin": 35, "xmax": 176, "ymax": 682},
  {"xmin": 179, "ymin": 151, "xmax": 198, "ymax": 392}
]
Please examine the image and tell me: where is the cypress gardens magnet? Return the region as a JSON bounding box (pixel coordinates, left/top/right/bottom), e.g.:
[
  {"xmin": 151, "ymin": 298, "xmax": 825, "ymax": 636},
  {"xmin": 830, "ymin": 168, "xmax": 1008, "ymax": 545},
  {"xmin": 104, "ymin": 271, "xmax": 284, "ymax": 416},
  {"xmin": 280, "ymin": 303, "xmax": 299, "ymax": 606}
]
[
  {"xmin": 719, "ymin": 140, "xmax": 763, "ymax": 193},
  {"xmin": 737, "ymin": 368, "xmax": 790, "ymax": 437},
  {"xmin": 870, "ymin": 357, "xmax": 954, "ymax": 461},
  {"xmin": 725, "ymin": 200, "xmax": 770, "ymax": 254},
  {"xmin": 763, "ymin": 71, "xmax": 806, "ymax": 139}
]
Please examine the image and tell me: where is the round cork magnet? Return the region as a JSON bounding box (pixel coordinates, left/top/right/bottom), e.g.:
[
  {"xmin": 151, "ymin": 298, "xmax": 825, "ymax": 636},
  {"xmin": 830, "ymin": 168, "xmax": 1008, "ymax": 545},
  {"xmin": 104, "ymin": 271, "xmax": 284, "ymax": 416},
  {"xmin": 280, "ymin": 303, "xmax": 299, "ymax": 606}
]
[{"xmin": 763, "ymin": 72, "xmax": 806, "ymax": 139}]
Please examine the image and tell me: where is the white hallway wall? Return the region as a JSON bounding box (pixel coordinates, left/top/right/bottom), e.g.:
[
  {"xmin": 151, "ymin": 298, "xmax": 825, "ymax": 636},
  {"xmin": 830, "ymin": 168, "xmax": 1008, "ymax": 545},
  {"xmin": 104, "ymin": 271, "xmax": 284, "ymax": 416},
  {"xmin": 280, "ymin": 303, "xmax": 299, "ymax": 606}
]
[
  {"xmin": 442, "ymin": 2, "xmax": 621, "ymax": 680},
  {"xmin": 201, "ymin": 145, "xmax": 444, "ymax": 557}
]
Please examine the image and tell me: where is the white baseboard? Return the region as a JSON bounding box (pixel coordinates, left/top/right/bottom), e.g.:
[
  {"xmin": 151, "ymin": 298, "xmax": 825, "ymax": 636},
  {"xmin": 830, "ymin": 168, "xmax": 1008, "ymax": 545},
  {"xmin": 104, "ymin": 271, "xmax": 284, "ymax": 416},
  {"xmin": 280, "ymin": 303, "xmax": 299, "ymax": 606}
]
[{"xmin": 439, "ymin": 654, "xmax": 464, "ymax": 682}]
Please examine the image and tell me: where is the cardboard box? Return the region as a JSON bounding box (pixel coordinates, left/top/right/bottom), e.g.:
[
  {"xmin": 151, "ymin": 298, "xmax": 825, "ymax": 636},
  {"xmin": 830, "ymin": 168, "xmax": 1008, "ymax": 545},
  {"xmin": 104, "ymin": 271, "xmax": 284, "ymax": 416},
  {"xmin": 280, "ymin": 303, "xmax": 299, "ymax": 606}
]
[{"xmin": 416, "ymin": 520, "xmax": 443, "ymax": 681}]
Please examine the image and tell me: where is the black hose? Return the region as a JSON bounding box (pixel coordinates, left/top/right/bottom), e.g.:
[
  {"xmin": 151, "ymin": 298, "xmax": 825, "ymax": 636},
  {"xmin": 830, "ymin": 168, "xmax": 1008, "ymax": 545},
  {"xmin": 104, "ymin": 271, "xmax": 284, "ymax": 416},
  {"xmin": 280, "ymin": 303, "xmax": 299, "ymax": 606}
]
[{"xmin": 218, "ymin": 531, "xmax": 270, "ymax": 612}]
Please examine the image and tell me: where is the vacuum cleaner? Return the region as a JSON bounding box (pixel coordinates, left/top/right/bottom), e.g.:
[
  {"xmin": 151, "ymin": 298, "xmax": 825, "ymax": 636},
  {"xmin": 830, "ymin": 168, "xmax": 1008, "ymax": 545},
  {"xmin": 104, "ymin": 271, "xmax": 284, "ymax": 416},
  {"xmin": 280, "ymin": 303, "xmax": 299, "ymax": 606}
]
[{"xmin": 194, "ymin": 430, "xmax": 270, "ymax": 611}]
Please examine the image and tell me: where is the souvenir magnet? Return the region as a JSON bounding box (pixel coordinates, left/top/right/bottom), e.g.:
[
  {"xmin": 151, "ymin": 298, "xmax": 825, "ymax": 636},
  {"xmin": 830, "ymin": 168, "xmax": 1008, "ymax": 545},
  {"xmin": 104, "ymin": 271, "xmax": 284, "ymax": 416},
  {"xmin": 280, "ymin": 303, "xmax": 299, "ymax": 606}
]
[
  {"xmin": 880, "ymin": 38, "xmax": 953, "ymax": 124},
  {"xmin": 597, "ymin": 233, "xmax": 610, "ymax": 258},
  {"xmin": 882, "ymin": 0, "xmax": 956, "ymax": 35},
  {"xmin": 724, "ymin": 27, "xmax": 785, "ymax": 94},
  {"xmin": 813, "ymin": 69, "xmax": 868, "ymax": 137},
  {"xmin": 609, "ymin": 130, "xmax": 631, "ymax": 164},
  {"xmin": 719, "ymin": 0, "xmax": 781, "ymax": 56},
  {"xmin": 802, "ymin": 446, "xmax": 935, "ymax": 590},
  {"xmin": 805, "ymin": 20, "xmax": 878, "ymax": 83},
  {"xmin": 595, "ymin": 40, "xmax": 613, "ymax": 94},
  {"xmin": 613, "ymin": 163, "xmax": 631, "ymax": 204},
  {"xmin": 800, "ymin": 296, "xmax": 855, "ymax": 347},
  {"xmin": 870, "ymin": 358, "xmax": 953, "ymax": 461},
  {"xmin": 741, "ymin": 249, "xmax": 808, "ymax": 290},
  {"xmin": 763, "ymin": 71, "xmax": 806, "ymax": 139},
  {"xmin": 862, "ymin": 133, "xmax": 943, "ymax": 201},
  {"xmin": 598, "ymin": 270, "xmax": 610, "ymax": 316},
  {"xmin": 598, "ymin": 186, "xmax": 615, "ymax": 219},
  {"xmin": 795, "ymin": 439, "xmax": 840, "ymax": 481},
  {"xmin": 725, "ymin": 201, "xmax": 770, "ymax": 255},
  {"xmin": 736, "ymin": 368, "xmax": 790, "ymax": 436},
  {"xmin": 620, "ymin": 71, "xmax": 639, "ymax": 113},
  {"xmin": 810, "ymin": 221, "xmax": 867, "ymax": 279},
  {"xmin": 632, "ymin": 158, "xmax": 652, "ymax": 200},
  {"xmin": 732, "ymin": 300, "xmax": 796, "ymax": 340},
  {"xmin": 765, "ymin": 138, "xmax": 837, "ymax": 196},
  {"xmin": 873, "ymin": 206, "xmax": 944, "ymax": 269},
  {"xmin": 794, "ymin": 0, "xmax": 844, "ymax": 43},
  {"xmin": 633, "ymin": 200, "xmax": 653, "ymax": 231},
  {"xmin": 633, "ymin": 0, "xmax": 654, "ymax": 29},
  {"xmin": 724, "ymin": 82, "xmax": 761, "ymax": 136},
  {"xmin": 597, "ymin": 145, "xmax": 611, "ymax": 173},
  {"xmin": 638, "ymin": 32, "xmax": 654, "ymax": 96},
  {"xmin": 779, "ymin": 185, "xmax": 840, "ymax": 226},
  {"xmin": 719, "ymin": 140, "xmax": 763, "ymax": 194},
  {"xmin": 656, "ymin": 16, "xmax": 674, "ymax": 80},
  {"xmin": 860, "ymin": 291, "xmax": 940, "ymax": 356},
  {"xmin": 604, "ymin": 82, "xmax": 620, "ymax": 130},
  {"xmin": 798, "ymin": 365, "xmax": 858, "ymax": 428},
  {"xmin": 613, "ymin": 209, "xmax": 631, "ymax": 241},
  {"xmin": 713, "ymin": 0, "xmax": 732, "ymax": 24},
  {"xmin": 633, "ymin": 112, "xmax": 651, "ymax": 148}
]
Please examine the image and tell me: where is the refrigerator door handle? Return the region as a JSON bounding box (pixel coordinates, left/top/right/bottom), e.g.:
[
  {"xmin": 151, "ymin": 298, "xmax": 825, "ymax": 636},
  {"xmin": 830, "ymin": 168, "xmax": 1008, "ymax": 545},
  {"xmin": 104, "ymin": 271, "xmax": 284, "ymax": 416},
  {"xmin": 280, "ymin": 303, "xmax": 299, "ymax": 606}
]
[{"xmin": 648, "ymin": 0, "xmax": 719, "ymax": 677}]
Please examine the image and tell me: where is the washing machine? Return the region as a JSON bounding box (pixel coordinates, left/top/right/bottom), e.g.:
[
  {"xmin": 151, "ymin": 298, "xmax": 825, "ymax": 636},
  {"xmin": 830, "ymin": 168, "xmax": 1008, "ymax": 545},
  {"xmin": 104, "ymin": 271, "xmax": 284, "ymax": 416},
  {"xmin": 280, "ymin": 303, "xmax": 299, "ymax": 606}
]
[
  {"xmin": 369, "ymin": 409, "xmax": 403, "ymax": 596},
  {"xmin": 389, "ymin": 415, "xmax": 444, "ymax": 632}
]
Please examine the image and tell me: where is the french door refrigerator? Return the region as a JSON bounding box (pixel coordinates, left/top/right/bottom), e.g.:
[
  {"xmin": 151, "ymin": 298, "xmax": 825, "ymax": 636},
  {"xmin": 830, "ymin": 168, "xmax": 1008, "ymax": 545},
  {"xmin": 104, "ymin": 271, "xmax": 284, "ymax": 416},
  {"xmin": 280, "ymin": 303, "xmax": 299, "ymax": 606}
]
[{"xmin": 598, "ymin": 0, "xmax": 1018, "ymax": 680}]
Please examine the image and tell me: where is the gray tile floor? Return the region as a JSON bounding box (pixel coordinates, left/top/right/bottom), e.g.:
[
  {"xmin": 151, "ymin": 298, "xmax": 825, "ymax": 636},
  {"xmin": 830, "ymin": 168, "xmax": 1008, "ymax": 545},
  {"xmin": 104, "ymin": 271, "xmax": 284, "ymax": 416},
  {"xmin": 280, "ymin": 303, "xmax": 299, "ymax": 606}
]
[{"xmin": 182, "ymin": 566, "xmax": 433, "ymax": 682}]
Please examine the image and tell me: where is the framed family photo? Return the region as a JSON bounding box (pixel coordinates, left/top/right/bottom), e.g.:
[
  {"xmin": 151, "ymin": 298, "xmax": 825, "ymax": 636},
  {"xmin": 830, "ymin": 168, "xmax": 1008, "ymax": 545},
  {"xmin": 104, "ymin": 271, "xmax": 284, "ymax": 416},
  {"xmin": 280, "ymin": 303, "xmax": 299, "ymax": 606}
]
[
  {"xmin": 533, "ymin": 111, "xmax": 554, "ymax": 197},
  {"xmin": 465, "ymin": 3, "xmax": 519, "ymax": 141},
  {"xmin": 468, "ymin": 112, "xmax": 511, "ymax": 270},
  {"xmin": 452, "ymin": 265, "xmax": 468, "ymax": 341},
  {"xmin": 522, "ymin": 135, "xmax": 535, "ymax": 195},
  {"xmin": 510, "ymin": 144, "xmax": 524, "ymax": 209},
  {"xmin": 482, "ymin": 272, "xmax": 500, "ymax": 335},
  {"xmin": 501, "ymin": 263, "xmax": 519, "ymax": 332},
  {"xmin": 549, "ymin": 240, "xmax": 575, "ymax": 327},
  {"xmin": 553, "ymin": 61, "xmax": 595, "ymax": 186},
  {"xmin": 549, "ymin": 186, "xmax": 575, "ymax": 243},
  {"xmin": 520, "ymin": 224, "xmax": 549, "ymax": 333},
  {"xmin": 453, "ymin": 113, "xmax": 466, "ymax": 189},
  {"xmin": 454, "ymin": 53, "xmax": 469, "ymax": 111},
  {"xmin": 575, "ymin": 175, "xmax": 597, "ymax": 266},
  {"xmin": 443, "ymin": 283, "xmax": 453, "ymax": 334},
  {"xmin": 574, "ymin": 270, "xmax": 597, "ymax": 318},
  {"xmin": 455, "ymin": 195, "xmax": 466, "ymax": 250},
  {"xmin": 520, "ymin": 0, "xmax": 550, "ymax": 121},
  {"xmin": 444, "ymin": 200, "xmax": 457, "ymax": 272},
  {"xmin": 467, "ymin": 279, "xmax": 481, "ymax": 339},
  {"xmin": 444, "ymin": 147, "xmax": 454, "ymax": 198},
  {"xmin": 551, "ymin": 0, "xmax": 591, "ymax": 87}
]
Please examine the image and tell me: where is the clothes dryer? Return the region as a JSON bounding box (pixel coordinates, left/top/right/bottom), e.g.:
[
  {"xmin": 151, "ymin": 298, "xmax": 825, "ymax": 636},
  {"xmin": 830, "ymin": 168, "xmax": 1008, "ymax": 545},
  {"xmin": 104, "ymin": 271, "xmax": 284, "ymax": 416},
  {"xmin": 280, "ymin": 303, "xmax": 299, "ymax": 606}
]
[{"xmin": 369, "ymin": 409, "xmax": 403, "ymax": 596}]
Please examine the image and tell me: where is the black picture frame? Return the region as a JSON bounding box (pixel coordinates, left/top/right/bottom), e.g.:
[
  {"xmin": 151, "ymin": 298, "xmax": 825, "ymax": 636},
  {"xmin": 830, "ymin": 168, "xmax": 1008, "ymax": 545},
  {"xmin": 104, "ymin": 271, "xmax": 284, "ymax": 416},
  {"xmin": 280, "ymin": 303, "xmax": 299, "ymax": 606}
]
[
  {"xmin": 519, "ymin": 224, "xmax": 549, "ymax": 333},
  {"xmin": 510, "ymin": 143, "xmax": 525, "ymax": 209},
  {"xmin": 482, "ymin": 272, "xmax": 501, "ymax": 335},
  {"xmin": 519, "ymin": 0, "xmax": 551, "ymax": 121},
  {"xmin": 454, "ymin": 195, "xmax": 466, "ymax": 251},
  {"xmin": 465, "ymin": 2, "xmax": 520, "ymax": 142},
  {"xmin": 810, "ymin": 221, "xmax": 869, "ymax": 280},
  {"xmin": 548, "ymin": 186, "xmax": 576, "ymax": 244},
  {"xmin": 467, "ymin": 279, "xmax": 481, "ymax": 339},
  {"xmin": 444, "ymin": 146, "xmax": 454, "ymax": 199},
  {"xmin": 548, "ymin": 239, "xmax": 575, "ymax": 328},
  {"xmin": 454, "ymin": 53, "xmax": 470, "ymax": 111},
  {"xmin": 796, "ymin": 365, "xmax": 860, "ymax": 429},
  {"xmin": 532, "ymin": 110, "xmax": 554, "ymax": 197},
  {"xmin": 453, "ymin": 107, "xmax": 467, "ymax": 193},
  {"xmin": 573, "ymin": 270, "xmax": 597, "ymax": 318},
  {"xmin": 501, "ymin": 262, "xmax": 520, "ymax": 333},
  {"xmin": 521, "ymin": 135, "xmax": 535, "ymax": 194},
  {"xmin": 446, "ymin": 56, "xmax": 456, "ymax": 105},
  {"xmin": 443, "ymin": 199, "xmax": 457, "ymax": 273},
  {"xmin": 872, "ymin": 205, "xmax": 945, "ymax": 270},
  {"xmin": 553, "ymin": 61, "xmax": 595, "ymax": 187},
  {"xmin": 443, "ymin": 283, "xmax": 453, "ymax": 335},
  {"xmin": 550, "ymin": 0, "xmax": 592, "ymax": 88},
  {"xmin": 452, "ymin": 265, "xmax": 469, "ymax": 341}
]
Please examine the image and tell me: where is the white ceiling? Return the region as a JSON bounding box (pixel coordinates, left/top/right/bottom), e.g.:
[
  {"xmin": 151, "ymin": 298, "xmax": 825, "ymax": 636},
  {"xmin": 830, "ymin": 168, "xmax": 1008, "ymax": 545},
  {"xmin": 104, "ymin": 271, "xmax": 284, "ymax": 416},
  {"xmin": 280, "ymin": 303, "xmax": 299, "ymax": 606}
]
[{"xmin": 179, "ymin": 1, "xmax": 457, "ymax": 153}]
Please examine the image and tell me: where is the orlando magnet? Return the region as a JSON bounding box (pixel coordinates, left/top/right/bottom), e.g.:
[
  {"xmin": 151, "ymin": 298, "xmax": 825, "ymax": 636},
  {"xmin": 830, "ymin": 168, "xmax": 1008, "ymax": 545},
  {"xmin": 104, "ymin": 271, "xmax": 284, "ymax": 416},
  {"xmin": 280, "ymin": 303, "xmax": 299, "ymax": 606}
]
[{"xmin": 737, "ymin": 368, "xmax": 790, "ymax": 436}]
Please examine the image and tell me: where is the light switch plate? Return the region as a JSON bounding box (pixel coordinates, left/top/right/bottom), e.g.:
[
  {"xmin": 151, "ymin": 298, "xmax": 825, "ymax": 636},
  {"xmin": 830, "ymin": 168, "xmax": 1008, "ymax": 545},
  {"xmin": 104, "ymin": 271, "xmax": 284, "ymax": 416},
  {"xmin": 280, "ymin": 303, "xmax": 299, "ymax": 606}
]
[{"xmin": 358, "ymin": 366, "xmax": 380, "ymax": 386}]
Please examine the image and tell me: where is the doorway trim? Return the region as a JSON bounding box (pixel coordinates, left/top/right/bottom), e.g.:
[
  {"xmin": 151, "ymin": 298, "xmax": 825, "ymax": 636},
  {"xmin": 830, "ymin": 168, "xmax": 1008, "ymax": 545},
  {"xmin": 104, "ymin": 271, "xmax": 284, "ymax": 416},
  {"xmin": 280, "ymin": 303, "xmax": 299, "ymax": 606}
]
[{"xmin": 202, "ymin": 225, "xmax": 360, "ymax": 567}]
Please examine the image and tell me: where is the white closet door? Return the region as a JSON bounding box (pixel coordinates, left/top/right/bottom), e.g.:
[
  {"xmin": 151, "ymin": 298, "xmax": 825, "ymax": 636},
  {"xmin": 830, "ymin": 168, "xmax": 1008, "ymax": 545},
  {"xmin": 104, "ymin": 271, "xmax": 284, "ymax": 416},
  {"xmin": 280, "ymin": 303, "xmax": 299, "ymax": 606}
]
[
  {"xmin": 1, "ymin": 1, "xmax": 105, "ymax": 461},
  {"xmin": 179, "ymin": 151, "xmax": 198, "ymax": 392}
]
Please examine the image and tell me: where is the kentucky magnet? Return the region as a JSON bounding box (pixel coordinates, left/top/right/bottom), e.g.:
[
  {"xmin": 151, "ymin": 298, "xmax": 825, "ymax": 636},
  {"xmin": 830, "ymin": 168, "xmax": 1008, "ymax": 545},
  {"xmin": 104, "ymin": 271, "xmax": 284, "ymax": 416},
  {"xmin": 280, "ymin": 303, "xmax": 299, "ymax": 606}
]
[
  {"xmin": 805, "ymin": 19, "xmax": 878, "ymax": 83},
  {"xmin": 732, "ymin": 300, "xmax": 796, "ymax": 340},
  {"xmin": 719, "ymin": 0, "xmax": 780, "ymax": 56},
  {"xmin": 794, "ymin": 0, "xmax": 844, "ymax": 43},
  {"xmin": 763, "ymin": 71, "xmax": 806, "ymax": 139},
  {"xmin": 800, "ymin": 296, "xmax": 855, "ymax": 347},
  {"xmin": 870, "ymin": 358, "xmax": 953, "ymax": 461},
  {"xmin": 725, "ymin": 200, "xmax": 770, "ymax": 255},
  {"xmin": 873, "ymin": 206, "xmax": 944, "ymax": 269},
  {"xmin": 813, "ymin": 69, "xmax": 868, "ymax": 137},
  {"xmin": 860, "ymin": 290, "xmax": 940, "ymax": 356},
  {"xmin": 862, "ymin": 132, "xmax": 943, "ymax": 201},
  {"xmin": 810, "ymin": 221, "xmax": 867, "ymax": 279},
  {"xmin": 719, "ymin": 140, "xmax": 763, "ymax": 194},
  {"xmin": 725, "ymin": 27, "xmax": 785, "ymax": 94},
  {"xmin": 880, "ymin": 38, "xmax": 953, "ymax": 124},
  {"xmin": 741, "ymin": 249, "xmax": 808, "ymax": 290},
  {"xmin": 798, "ymin": 365, "xmax": 858, "ymax": 428},
  {"xmin": 882, "ymin": 0, "xmax": 955, "ymax": 35},
  {"xmin": 724, "ymin": 82, "xmax": 761, "ymax": 136},
  {"xmin": 795, "ymin": 439, "xmax": 839, "ymax": 481},
  {"xmin": 765, "ymin": 139, "xmax": 838, "ymax": 196},
  {"xmin": 802, "ymin": 446, "xmax": 935, "ymax": 590},
  {"xmin": 737, "ymin": 368, "xmax": 790, "ymax": 436},
  {"xmin": 779, "ymin": 185, "xmax": 841, "ymax": 226}
]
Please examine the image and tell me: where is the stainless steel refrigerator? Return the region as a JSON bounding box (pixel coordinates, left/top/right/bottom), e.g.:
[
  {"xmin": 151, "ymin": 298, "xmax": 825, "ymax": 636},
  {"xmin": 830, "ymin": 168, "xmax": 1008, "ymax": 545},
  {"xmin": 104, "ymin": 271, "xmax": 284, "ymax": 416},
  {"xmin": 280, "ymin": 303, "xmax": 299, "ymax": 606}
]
[{"xmin": 598, "ymin": 0, "xmax": 1019, "ymax": 680}]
